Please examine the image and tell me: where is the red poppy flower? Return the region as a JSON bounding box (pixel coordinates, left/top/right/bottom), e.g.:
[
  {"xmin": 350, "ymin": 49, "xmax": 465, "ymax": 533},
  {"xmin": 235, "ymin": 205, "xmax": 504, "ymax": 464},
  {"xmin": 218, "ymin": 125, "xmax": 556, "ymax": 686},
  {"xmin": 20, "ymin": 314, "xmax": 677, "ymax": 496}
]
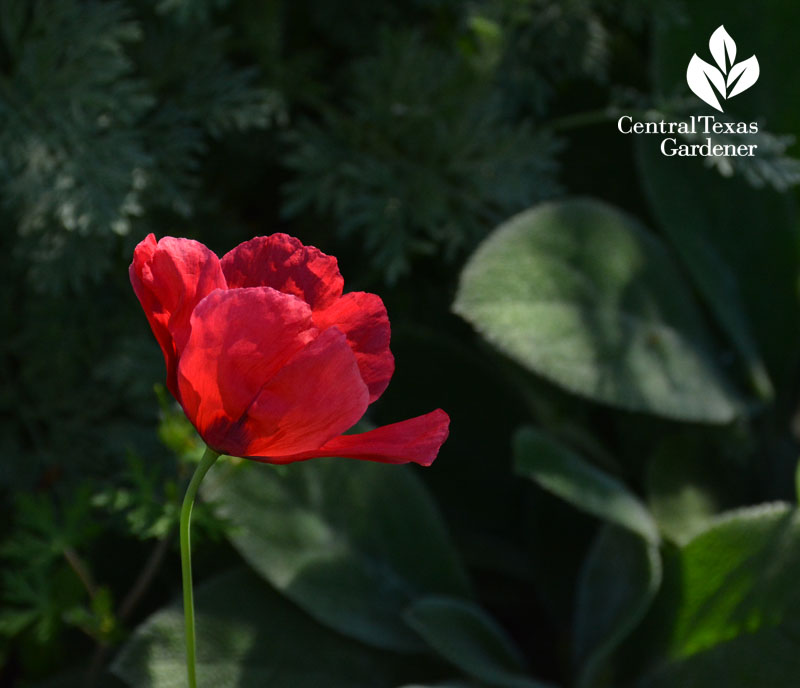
[{"xmin": 130, "ymin": 233, "xmax": 449, "ymax": 465}]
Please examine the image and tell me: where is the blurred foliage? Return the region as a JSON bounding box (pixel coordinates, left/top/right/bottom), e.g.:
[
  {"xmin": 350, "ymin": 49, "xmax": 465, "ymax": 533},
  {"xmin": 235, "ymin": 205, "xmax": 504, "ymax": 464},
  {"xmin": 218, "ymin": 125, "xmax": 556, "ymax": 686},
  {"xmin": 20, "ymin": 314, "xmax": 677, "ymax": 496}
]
[
  {"xmin": 201, "ymin": 454, "xmax": 473, "ymax": 653},
  {"xmin": 282, "ymin": 30, "xmax": 562, "ymax": 282},
  {"xmin": 3, "ymin": 0, "xmax": 800, "ymax": 686},
  {"xmin": 0, "ymin": 0, "xmax": 282, "ymax": 291},
  {"xmin": 0, "ymin": 388, "xmax": 226, "ymax": 683}
]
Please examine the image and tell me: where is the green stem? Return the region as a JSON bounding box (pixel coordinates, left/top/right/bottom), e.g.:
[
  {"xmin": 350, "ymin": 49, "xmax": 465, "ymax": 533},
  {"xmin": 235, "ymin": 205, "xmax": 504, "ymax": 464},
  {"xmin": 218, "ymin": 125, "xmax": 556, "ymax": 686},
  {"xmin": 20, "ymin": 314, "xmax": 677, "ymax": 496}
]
[{"xmin": 180, "ymin": 446, "xmax": 220, "ymax": 688}]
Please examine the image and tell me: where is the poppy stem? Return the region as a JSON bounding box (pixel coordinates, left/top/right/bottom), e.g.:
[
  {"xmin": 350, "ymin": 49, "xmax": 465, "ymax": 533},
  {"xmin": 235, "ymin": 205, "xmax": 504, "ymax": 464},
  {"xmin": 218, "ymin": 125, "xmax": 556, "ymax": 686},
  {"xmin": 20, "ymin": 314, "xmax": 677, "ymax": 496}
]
[{"xmin": 179, "ymin": 446, "xmax": 220, "ymax": 688}]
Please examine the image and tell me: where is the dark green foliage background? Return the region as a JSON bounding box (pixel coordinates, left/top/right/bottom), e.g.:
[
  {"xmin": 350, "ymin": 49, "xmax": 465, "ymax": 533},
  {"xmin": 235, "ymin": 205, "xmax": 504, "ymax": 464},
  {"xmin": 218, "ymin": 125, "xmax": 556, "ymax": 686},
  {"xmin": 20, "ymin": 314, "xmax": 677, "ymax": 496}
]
[{"xmin": 2, "ymin": 0, "xmax": 800, "ymax": 686}]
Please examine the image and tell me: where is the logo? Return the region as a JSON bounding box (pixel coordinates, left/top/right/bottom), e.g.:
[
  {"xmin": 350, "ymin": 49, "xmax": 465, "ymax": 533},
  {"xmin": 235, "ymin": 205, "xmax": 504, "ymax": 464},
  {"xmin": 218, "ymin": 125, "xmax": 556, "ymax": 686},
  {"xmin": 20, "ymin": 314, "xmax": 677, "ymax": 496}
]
[
  {"xmin": 686, "ymin": 25, "xmax": 759, "ymax": 112},
  {"xmin": 616, "ymin": 24, "xmax": 761, "ymax": 159}
]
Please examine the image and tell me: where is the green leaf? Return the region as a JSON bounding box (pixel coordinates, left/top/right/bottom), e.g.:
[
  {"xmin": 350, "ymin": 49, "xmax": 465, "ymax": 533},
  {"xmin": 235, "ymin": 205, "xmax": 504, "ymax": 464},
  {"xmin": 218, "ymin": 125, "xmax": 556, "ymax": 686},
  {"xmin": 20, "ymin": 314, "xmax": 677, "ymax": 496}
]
[
  {"xmin": 0, "ymin": 609, "xmax": 38, "ymax": 637},
  {"xmin": 643, "ymin": 4, "xmax": 800, "ymax": 384},
  {"xmin": 112, "ymin": 568, "xmax": 416, "ymax": 688},
  {"xmin": 646, "ymin": 463, "xmax": 717, "ymax": 546},
  {"xmin": 635, "ymin": 503, "xmax": 800, "ymax": 687},
  {"xmin": 667, "ymin": 503, "xmax": 800, "ymax": 657},
  {"xmin": 573, "ymin": 526, "xmax": 662, "ymax": 688},
  {"xmin": 645, "ymin": 435, "xmax": 748, "ymax": 545},
  {"xmin": 514, "ymin": 427, "xmax": 659, "ymax": 543},
  {"xmin": 636, "ymin": 144, "xmax": 796, "ymax": 395},
  {"xmin": 201, "ymin": 457, "xmax": 471, "ymax": 653},
  {"xmin": 453, "ymin": 198, "xmax": 741, "ymax": 422},
  {"xmin": 635, "ymin": 625, "xmax": 800, "ymax": 688},
  {"xmin": 405, "ymin": 597, "xmax": 555, "ymax": 688}
]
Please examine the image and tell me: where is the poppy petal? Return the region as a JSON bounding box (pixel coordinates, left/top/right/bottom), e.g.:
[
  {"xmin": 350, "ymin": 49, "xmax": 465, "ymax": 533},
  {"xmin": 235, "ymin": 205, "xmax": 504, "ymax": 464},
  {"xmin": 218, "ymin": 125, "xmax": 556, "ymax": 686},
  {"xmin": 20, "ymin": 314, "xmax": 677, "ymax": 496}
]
[
  {"xmin": 220, "ymin": 234, "xmax": 344, "ymax": 311},
  {"xmin": 258, "ymin": 409, "xmax": 450, "ymax": 466},
  {"xmin": 235, "ymin": 327, "xmax": 371, "ymax": 457},
  {"xmin": 130, "ymin": 234, "xmax": 227, "ymax": 397},
  {"xmin": 176, "ymin": 287, "xmax": 318, "ymax": 447},
  {"xmin": 314, "ymin": 292, "xmax": 394, "ymax": 402}
]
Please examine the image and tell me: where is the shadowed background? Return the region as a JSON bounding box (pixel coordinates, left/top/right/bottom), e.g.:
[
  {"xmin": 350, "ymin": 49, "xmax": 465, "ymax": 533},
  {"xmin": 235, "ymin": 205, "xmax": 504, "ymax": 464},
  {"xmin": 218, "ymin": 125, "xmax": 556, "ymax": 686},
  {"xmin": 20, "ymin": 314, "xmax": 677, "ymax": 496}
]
[{"xmin": 2, "ymin": 1, "xmax": 800, "ymax": 687}]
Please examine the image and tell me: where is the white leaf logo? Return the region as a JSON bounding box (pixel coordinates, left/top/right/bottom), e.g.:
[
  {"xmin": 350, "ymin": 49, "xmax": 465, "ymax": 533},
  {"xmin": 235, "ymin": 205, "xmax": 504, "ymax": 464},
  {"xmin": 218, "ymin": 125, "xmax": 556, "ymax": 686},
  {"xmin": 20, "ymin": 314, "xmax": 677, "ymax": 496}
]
[
  {"xmin": 727, "ymin": 55, "xmax": 760, "ymax": 98},
  {"xmin": 687, "ymin": 54, "xmax": 726, "ymax": 112},
  {"xmin": 686, "ymin": 25, "xmax": 759, "ymax": 111},
  {"xmin": 709, "ymin": 25, "xmax": 736, "ymax": 72}
]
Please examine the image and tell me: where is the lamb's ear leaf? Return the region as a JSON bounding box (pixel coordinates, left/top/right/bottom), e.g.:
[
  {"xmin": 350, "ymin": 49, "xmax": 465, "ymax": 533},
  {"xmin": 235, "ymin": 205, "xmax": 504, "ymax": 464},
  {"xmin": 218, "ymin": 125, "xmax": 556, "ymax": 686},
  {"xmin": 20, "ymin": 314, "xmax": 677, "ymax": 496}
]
[
  {"xmin": 453, "ymin": 198, "xmax": 742, "ymax": 422},
  {"xmin": 112, "ymin": 568, "xmax": 415, "ymax": 688},
  {"xmin": 636, "ymin": 504, "xmax": 800, "ymax": 688},
  {"xmin": 513, "ymin": 426, "xmax": 659, "ymax": 544},
  {"xmin": 405, "ymin": 596, "xmax": 556, "ymax": 688},
  {"xmin": 573, "ymin": 526, "xmax": 662, "ymax": 688},
  {"xmin": 200, "ymin": 456, "xmax": 471, "ymax": 653}
]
